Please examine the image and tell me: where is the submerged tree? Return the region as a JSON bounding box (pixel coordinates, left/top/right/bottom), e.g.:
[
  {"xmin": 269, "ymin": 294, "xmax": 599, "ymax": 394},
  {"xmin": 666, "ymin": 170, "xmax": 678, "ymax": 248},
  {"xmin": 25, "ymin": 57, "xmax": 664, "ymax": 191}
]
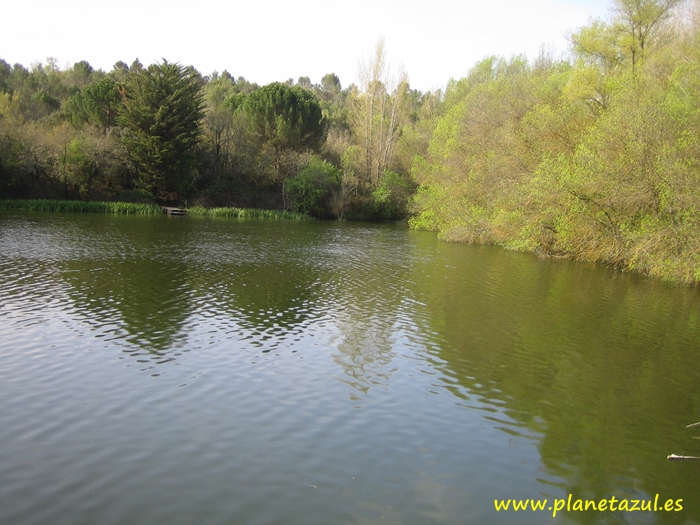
[{"xmin": 118, "ymin": 61, "xmax": 204, "ymax": 201}]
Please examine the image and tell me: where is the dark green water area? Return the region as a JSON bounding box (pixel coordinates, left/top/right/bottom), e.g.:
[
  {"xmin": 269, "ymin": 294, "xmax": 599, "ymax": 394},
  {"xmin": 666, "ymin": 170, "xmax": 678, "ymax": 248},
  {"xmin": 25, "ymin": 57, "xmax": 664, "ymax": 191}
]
[{"xmin": 1, "ymin": 210, "xmax": 699, "ymax": 525}]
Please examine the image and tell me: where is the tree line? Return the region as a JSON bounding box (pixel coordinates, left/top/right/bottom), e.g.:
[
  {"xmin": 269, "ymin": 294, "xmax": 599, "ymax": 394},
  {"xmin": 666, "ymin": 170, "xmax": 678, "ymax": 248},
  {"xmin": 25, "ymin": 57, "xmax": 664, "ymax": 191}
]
[
  {"xmin": 410, "ymin": 0, "xmax": 700, "ymax": 284},
  {"xmin": 1, "ymin": 0, "xmax": 700, "ymax": 283},
  {"xmin": 0, "ymin": 43, "xmax": 419, "ymax": 220}
]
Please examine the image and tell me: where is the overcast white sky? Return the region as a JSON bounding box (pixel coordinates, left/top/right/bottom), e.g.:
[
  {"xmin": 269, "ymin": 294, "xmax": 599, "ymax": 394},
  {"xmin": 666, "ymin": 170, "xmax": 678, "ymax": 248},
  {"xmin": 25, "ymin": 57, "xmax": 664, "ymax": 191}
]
[{"xmin": 2, "ymin": 0, "xmax": 612, "ymax": 92}]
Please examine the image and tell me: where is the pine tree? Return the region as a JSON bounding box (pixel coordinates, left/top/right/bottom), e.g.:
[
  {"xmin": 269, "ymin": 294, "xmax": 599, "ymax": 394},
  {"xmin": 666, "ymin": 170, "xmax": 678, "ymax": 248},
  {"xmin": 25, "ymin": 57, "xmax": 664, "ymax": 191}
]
[{"xmin": 118, "ymin": 61, "xmax": 204, "ymax": 202}]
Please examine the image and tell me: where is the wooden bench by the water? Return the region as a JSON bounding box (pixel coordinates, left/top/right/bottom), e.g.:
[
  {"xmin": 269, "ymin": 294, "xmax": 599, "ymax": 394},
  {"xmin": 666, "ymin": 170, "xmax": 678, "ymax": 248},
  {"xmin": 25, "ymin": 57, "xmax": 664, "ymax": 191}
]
[{"xmin": 162, "ymin": 207, "xmax": 187, "ymax": 216}]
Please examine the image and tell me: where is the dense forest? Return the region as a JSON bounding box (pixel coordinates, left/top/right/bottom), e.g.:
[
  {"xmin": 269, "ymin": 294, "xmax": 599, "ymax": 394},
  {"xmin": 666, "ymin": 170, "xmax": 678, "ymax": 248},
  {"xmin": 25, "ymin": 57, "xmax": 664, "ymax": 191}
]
[
  {"xmin": 1, "ymin": 0, "xmax": 699, "ymax": 283},
  {"xmin": 0, "ymin": 40, "xmax": 418, "ymax": 221}
]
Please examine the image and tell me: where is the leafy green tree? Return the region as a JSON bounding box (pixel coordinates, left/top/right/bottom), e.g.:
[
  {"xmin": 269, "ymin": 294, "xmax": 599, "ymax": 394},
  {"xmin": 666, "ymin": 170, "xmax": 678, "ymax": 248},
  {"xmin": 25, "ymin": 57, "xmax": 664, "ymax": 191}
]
[
  {"xmin": 0, "ymin": 59, "xmax": 11, "ymax": 94},
  {"xmin": 612, "ymin": 0, "xmax": 682, "ymax": 70},
  {"xmin": 571, "ymin": 0, "xmax": 683, "ymax": 74},
  {"xmin": 57, "ymin": 138, "xmax": 97, "ymax": 199},
  {"xmin": 111, "ymin": 61, "xmax": 130, "ymax": 81},
  {"xmin": 66, "ymin": 77, "xmax": 122, "ymax": 132},
  {"xmin": 118, "ymin": 60, "xmax": 204, "ymax": 202},
  {"xmin": 296, "ymin": 76, "xmax": 312, "ymax": 90},
  {"xmin": 5, "ymin": 60, "xmax": 67, "ymax": 121},
  {"xmin": 201, "ymin": 72, "xmax": 238, "ymax": 181},
  {"xmin": 571, "ymin": 20, "xmax": 624, "ymax": 73},
  {"xmin": 68, "ymin": 60, "xmax": 95, "ymax": 88},
  {"xmin": 320, "ymin": 73, "xmax": 341, "ymax": 101},
  {"xmin": 242, "ymin": 82, "xmax": 328, "ymax": 206},
  {"xmin": 371, "ymin": 170, "xmax": 414, "ymax": 220},
  {"xmin": 243, "ymin": 82, "xmax": 328, "ymax": 159},
  {"xmin": 286, "ymin": 156, "xmax": 340, "ymax": 217}
]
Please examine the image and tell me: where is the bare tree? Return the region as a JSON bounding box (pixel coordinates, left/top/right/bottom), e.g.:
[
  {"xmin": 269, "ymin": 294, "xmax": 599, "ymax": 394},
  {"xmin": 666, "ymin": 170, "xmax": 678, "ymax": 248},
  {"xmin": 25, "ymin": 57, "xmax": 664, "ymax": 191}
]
[{"xmin": 351, "ymin": 38, "xmax": 411, "ymax": 189}]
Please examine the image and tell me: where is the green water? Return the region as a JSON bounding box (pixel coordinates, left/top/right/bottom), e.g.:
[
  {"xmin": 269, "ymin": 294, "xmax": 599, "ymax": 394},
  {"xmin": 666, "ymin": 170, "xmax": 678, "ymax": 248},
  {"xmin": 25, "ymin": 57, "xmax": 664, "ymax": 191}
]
[{"xmin": 1, "ymin": 210, "xmax": 699, "ymax": 525}]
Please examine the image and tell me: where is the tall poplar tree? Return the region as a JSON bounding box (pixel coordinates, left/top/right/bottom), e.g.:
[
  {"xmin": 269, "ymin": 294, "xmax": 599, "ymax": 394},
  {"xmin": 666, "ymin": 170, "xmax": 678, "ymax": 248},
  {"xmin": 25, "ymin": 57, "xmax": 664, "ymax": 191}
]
[{"xmin": 351, "ymin": 38, "xmax": 411, "ymax": 189}]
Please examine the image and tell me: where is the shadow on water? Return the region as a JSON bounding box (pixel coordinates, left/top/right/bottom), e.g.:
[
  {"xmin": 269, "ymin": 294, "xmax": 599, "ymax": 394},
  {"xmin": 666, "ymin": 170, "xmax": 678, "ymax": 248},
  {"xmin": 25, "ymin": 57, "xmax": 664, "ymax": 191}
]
[
  {"xmin": 1, "ymin": 212, "xmax": 411, "ymax": 388},
  {"xmin": 53, "ymin": 216, "xmax": 330, "ymax": 362},
  {"xmin": 60, "ymin": 258, "xmax": 193, "ymax": 358}
]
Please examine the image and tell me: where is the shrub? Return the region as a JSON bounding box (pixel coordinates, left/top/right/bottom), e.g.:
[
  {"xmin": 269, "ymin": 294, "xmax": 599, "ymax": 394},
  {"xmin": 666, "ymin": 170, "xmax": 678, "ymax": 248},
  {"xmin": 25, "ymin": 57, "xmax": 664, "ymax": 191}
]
[{"xmin": 286, "ymin": 156, "xmax": 340, "ymax": 218}]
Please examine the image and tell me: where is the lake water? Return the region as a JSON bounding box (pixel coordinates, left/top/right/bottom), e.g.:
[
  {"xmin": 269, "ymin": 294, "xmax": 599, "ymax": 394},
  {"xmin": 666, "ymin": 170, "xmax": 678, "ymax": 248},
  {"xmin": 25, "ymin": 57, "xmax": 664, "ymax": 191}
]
[{"xmin": 1, "ymin": 210, "xmax": 700, "ymax": 525}]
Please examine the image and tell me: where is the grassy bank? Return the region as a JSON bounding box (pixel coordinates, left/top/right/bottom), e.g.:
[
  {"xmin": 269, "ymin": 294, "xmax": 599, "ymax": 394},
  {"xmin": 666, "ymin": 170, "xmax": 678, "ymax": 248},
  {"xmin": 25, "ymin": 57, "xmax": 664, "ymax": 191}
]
[
  {"xmin": 187, "ymin": 206, "xmax": 308, "ymax": 220},
  {"xmin": 0, "ymin": 199, "xmax": 310, "ymax": 220},
  {"xmin": 0, "ymin": 199, "xmax": 163, "ymax": 214}
]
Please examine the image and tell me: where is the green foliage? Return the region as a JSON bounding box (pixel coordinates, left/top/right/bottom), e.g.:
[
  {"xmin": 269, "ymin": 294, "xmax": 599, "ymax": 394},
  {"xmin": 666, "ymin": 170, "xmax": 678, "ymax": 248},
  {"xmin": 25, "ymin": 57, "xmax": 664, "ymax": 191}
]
[
  {"xmin": 348, "ymin": 39, "xmax": 414, "ymax": 190},
  {"xmin": 371, "ymin": 170, "xmax": 413, "ymax": 220},
  {"xmin": 0, "ymin": 199, "xmax": 309, "ymax": 220},
  {"xmin": 286, "ymin": 156, "xmax": 340, "ymax": 217},
  {"xmin": 0, "ymin": 199, "xmax": 161, "ymax": 214},
  {"xmin": 0, "ymin": 59, "xmax": 11, "ymax": 94},
  {"xmin": 320, "ymin": 73, "xmax": 341, "ymax": 100},
  {"xmin": 410, "ymin": 4, "xmax": 700, "ymax": 283},
  {"xmin": 571, "ymin": 20, "xmax": 624, "ymax": 72},
  {"xmin": 66, "ymin": 77, "xmax": 122, "ymax": 131},
  {"xmin": 243, "ymin": 82, "xmax": 328, "ymax": 155},
  {"xmin": 60, "ymin": 139, "xmax": 95, "ymax": 198},
  {"xmin": 611, "ymin": 0, "xmax": 683, "ymax": 69},
  {"xmin": 223, "ymin": 92, "xmax": 247, "ymax": 113},
  {"xmin": 187, "ymin": 205, "xmax": 308, "ymax": 220},
  {"xmin": 571, "ymin": 0, "xmax": 683, "ymax": 72},
  {"xmin": 32, "ymin": 90, "xmax": 60, "ymax": 114},
  {"xmin": 3, "ymin": 2, "xmax": 700, "ymax": 283},
  {"xmin": 68, "ymin": 60, "xmax": 95, "ymax": 88},
  {"xmin": 118, "ymin": 60, "xmax": 205, "ymax": 201}
]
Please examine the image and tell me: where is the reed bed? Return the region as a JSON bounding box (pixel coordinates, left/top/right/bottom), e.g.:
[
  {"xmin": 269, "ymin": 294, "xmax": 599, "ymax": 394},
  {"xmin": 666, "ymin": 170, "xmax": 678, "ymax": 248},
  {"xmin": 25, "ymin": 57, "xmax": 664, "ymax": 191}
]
[
  {"xmin": 0, "ymin": 199, "xmax": 162, "ymax": 215},
  {"xmin": 187, "ymin": 206, "xmax": 308, "ymax": 220},
  {"xmin": 0, "ymin": 199, "xmax": 309, "ymax": 220}
]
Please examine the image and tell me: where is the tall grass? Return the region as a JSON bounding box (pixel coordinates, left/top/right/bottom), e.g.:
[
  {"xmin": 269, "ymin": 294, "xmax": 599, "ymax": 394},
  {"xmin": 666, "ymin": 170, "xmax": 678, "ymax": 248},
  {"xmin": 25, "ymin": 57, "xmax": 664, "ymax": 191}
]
[
  {"xmin": 187, "ymin": 206, "xmax": 309, "ymax": 220},
  {"xmin": 0, "ymin": 199, "xmax": 310, "ymax": 220},
  {"xmin": 0, "ymin": 199, "xmax": 162, "ymax": 215}
]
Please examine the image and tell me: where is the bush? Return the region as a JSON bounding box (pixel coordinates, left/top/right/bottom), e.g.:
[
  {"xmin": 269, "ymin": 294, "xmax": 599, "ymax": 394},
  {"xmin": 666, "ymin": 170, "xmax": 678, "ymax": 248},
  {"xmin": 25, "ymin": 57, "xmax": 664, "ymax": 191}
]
[
  {"xmin": 286, "ymin": 156, "xmax": 340, "ymax": 218},
  {"xmin": 371, "ymin": 170, "xmax": 414, "ymax": 220}
]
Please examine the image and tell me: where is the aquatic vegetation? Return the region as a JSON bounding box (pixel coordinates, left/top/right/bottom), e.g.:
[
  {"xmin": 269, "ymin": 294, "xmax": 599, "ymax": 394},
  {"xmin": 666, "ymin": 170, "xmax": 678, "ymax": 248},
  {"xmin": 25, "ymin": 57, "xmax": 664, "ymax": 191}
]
[
  {"xmin": 0, "ymin": 199, "xmax": 162, "ymax": 215},
  {"xmin": 0, "ymin": 199, "xmax": 310, "ymax": 220},
  {"xmin": 187, "ymin": 206, "xmax": 309, "ymax": 220}
]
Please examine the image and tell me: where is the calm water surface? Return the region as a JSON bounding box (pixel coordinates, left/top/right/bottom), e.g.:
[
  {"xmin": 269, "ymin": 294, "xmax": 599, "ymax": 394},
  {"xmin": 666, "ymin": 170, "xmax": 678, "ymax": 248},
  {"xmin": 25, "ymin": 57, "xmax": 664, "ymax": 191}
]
[{"xmin": 1, "ymin": 211, "xmax": 700, "ymax": 525}]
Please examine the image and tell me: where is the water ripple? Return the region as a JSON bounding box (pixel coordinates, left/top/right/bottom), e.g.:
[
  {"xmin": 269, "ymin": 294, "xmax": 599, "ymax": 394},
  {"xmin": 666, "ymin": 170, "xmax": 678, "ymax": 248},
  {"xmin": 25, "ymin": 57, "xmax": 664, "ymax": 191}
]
[{"xmin": 3, "ymin": 212, "xmax": 700, "ymax": 525}]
